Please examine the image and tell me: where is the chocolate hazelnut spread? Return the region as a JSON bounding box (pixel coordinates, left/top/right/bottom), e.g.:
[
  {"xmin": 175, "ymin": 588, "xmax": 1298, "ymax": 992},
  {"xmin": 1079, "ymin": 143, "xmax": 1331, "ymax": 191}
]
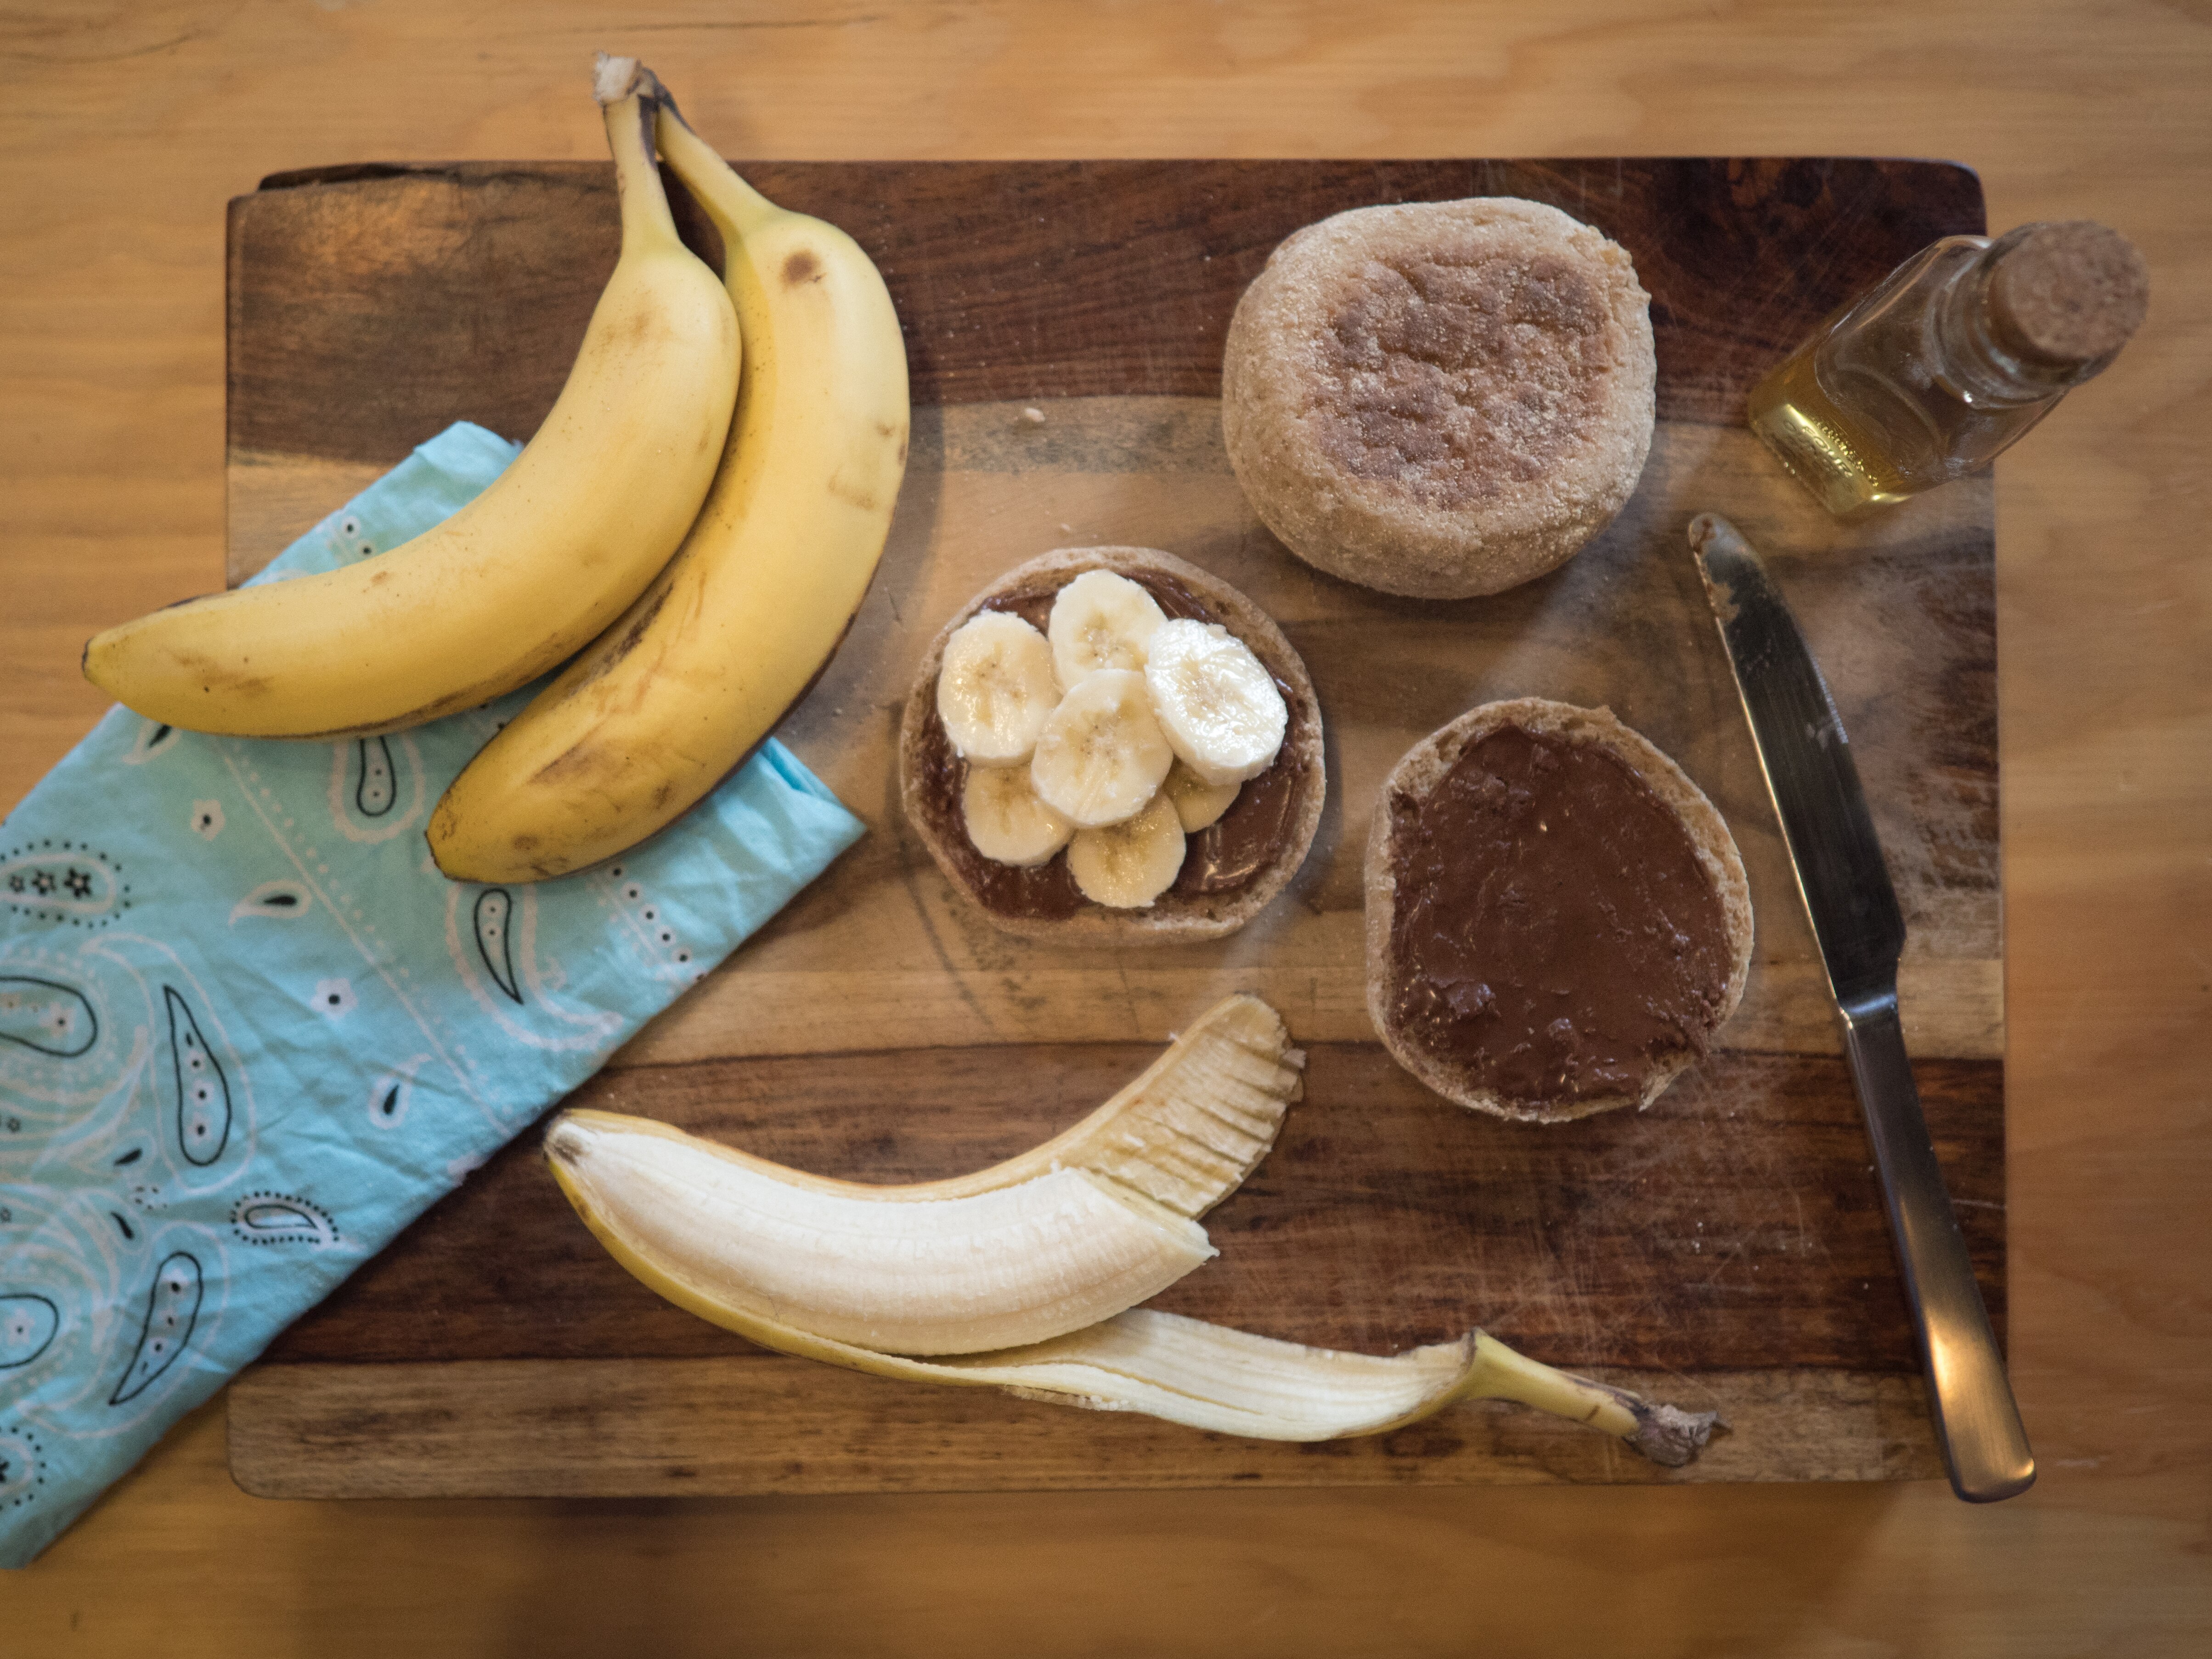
[
  {"xmin": 1385, "ymin": 724, "xmax": 1730, "ymax": 1105},
  {"xmin": 914, "ymin": 573, "xmax": 1312, "ymax": 919}
]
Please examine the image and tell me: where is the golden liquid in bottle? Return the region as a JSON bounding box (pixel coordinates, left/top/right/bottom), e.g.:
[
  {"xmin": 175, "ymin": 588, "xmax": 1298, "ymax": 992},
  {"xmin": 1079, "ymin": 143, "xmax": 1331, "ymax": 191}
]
[{"xmin": 1746, "ymin": 345, "xmax": 1919, "ymax": 522}]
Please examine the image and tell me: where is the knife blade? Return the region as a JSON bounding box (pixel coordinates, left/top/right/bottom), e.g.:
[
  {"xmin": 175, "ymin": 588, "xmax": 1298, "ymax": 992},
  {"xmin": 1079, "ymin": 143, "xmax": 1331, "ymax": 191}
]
[{"xmin": 1688, "ymin": 512, "xmax": 2034, "ymax": 1503}]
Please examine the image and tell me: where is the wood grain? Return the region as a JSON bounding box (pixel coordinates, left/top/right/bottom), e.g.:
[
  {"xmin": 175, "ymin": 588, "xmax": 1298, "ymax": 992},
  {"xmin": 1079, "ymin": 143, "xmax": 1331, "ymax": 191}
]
[
  {"xmin": 228, "ymin": 1358, "xmax": 1947, "ymax": 1497},
  {"xmin": 226, "ymin": 157, "xmax": 1981, "ymax": 456},
  {"xmin": 220, "ymin": 158, "xmax": 2001, "ymax": 1495},
  {"xmin": 4, "ymin": 1, "xmax": 2208, "ymax": 1653}
]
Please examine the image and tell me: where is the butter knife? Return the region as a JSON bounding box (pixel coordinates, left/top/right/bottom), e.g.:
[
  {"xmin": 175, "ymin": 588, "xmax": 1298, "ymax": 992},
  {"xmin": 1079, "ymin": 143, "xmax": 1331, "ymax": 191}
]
[{"xmin": 1688, "ymin": 512, "xmax": 2034, "ymax": 1503}]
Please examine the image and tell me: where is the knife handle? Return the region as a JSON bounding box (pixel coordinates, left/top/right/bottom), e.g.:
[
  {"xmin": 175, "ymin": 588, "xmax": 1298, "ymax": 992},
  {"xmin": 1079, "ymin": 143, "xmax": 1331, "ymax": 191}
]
[{"xmin": 1840, "ymin": 992, "xmax": 2036, "ymax": 1501}]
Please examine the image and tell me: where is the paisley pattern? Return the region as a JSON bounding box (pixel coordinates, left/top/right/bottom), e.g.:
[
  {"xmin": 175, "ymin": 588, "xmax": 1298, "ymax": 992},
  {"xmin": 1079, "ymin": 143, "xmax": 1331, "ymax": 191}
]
[
  {"xmin": 0, "ymin": 977, "xmax": 96, "ymax": 1058},
  {"xmin": 473, "ymin": 890, "xmax": 521, "ymax": 1004},
  {"xmin": 230, "ymin": 1192, "xmax": 338, "ymax": 1249},
  {"xmin": 364, "ymin": 1055, "xmax": 432, "ymax": 1133},
  {"xmin": 105, "ymin": 1253, "xmax": 202, "ymax": 1405},
  {"xmin": 328, "ymin": 730, "xmax": 426, "ymax": 845},
  {"xmin": 444, "ymin": 880, "xmax": 623, "ymax": 1058},
  {"xmin": 0, "ymin": 1297, "xmax": 59, "ymax": 1370},
  {"xmin": 0, "ymin": 1423, "xmax": 46, "ymax": 1513},
  {"xmin": 353, "ymin": 738, "xmax": 397, "ymax": 817},
  {"xmin": 0, "ymin": 422, "xmax": 863, "ymax": 1567},
  {"xmin": 228, "ymin": 880, "xmax": 312, "ymax": 925},
  {"xmin": 121, "ymin": 720, "xmax": 181, "ymax": 767},
  {"xmin": 1, "ymin": 842, "xmax": 125, "ymax": 928},
  {"xmin": 163, "ymin": 987, "xmax": 231, "ymax": 1168}
]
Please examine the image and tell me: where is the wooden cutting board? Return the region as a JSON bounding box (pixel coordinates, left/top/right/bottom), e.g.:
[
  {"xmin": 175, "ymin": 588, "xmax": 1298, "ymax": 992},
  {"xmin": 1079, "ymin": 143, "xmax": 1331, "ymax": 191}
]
[{"xmin": 220, "ymin": 159, "xmax": 2000, "ymax": 1496}]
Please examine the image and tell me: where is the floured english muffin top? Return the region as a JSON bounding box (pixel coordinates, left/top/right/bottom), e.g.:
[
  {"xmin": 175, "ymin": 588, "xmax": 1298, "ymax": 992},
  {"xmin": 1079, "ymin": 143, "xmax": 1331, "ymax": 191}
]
[
  {"xmin": 1224, "ymin": 198, "xmax": 1656, "ymax": 600},
  {"xmin": 1313, "ymin": 234, "xmax": 1618, "ymax": 506}
]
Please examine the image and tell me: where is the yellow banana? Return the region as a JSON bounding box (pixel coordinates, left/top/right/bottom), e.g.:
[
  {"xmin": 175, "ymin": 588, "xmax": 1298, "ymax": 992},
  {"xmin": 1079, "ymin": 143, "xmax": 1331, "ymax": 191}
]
[
  {"xmin": 428, "ymin": 72, "xmax": 910, "ymax": 882},
  {"xmin": 81, "ymin": 56, "xmax": 739, "ymax": 739}
]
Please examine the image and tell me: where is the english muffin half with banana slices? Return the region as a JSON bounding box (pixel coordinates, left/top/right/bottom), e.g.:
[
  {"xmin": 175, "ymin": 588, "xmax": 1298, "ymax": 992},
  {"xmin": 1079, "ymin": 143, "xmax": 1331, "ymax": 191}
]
[{"xmin": 899, "ymin": 546, "xmax": 1325, "ymax": 942}]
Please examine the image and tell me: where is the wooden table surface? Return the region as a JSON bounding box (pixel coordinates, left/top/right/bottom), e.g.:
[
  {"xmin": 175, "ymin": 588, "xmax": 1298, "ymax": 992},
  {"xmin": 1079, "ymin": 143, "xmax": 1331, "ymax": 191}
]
[{"xmin": 2, "ymin": 2, "xmax": 2205, "ymax": 1653}]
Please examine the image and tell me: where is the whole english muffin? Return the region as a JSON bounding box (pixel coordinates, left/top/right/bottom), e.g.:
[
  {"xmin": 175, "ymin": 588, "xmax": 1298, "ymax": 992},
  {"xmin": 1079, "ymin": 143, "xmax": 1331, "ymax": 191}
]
[
  {"xmin": 1365, "ymin": 699, "xmax": 1751, "ymax": 1122},
  {"xmin": 1224, "ymin": 198, "xmax": 1656, "ymax": 600},
  {"xmin": 899, "ymin": 546, "xmax": 1325, "ymax": 943}
]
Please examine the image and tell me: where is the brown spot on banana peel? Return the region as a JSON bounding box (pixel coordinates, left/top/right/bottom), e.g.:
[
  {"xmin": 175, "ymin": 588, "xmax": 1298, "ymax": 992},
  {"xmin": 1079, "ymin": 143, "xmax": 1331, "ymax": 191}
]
[
  {"xmin": 529, "ymin": 740, "xmax": 614, "ymax": 789},
  {"xmin": 160, "ymin": 667, "xmax": 275, "ymax": 702},
  {"xmin": 824, "ymin": 470, "xmax": 878, "ymax": 513},
  {"xmin": 781, "ymin": 249, "xmax": 823, "ymax": 287},
  {"xmin": 872, "ymin": 418, "xmax": 910, "ymax": 469},
  {"xmin": 557, "ymin": 581, "xmax": 674, "ymax": 702},
  {"xmin": 532, "ymin": 599, "xmax": 871, "ymax": 872},
  {"xmin": 285, "ymin": 683, "xmax": 485, "ymax": 742}
]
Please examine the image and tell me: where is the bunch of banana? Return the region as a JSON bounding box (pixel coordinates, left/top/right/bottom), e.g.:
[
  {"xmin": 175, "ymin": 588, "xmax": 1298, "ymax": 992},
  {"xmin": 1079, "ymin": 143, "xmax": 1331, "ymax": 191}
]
[
  {"xmin": 84, "ymin": 58, "xmax": 907, "ymax": 886},
  {"xmin": 428, "ymin": 73, "xmax": 909, "ymax": 881},
  {"xmin": 83, "ymin": 58, "xmax": 742, "ymax": 739},
  {"xmin": 550, "ymin": 994, "xmax": 1719, "ymax": 1462}
]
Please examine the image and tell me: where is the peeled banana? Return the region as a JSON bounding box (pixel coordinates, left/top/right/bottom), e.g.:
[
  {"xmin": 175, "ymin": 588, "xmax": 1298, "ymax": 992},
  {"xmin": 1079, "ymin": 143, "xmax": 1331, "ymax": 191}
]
[
  {"xmin": 550, "ymin": 993, "xmax": 1297, "ymax": 1352},
  {"xmin": 549, "ymin": 994, "xmax": 1719, "ymax": 1462},
  {"xmin": 82, "ymin": 58, "xmax": 739, "ymax": 739},
  {"xmin": 549, "ymin": 1121, "xmax": 1213, "ymax": 1354},
  {"xmin": 428, "ymin": 67, "xmax": 910, "ymax": 881}
]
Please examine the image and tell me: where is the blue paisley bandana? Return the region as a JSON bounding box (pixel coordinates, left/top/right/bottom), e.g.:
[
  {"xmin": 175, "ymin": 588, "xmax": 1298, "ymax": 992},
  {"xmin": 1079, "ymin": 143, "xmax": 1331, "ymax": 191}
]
[{"xmin": 0, "ymin": 423, "xmax": 864, "ymax": 1565}]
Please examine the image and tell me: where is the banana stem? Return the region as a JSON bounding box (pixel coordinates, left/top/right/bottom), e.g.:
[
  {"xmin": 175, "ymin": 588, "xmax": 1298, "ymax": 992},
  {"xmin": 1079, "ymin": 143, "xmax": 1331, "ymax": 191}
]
[
  {"xmin": 595, "ymin": 56, "xmax": 681, "ymax": 250},
  {"xmin": 637, "ymin": 68, "xmax": 784, "ymax": 244},
  {"xmin": 1462, "ymin": 1332, "xmax": 1641, "ymax": 1436},
  {"xmin": 1459, "ymin": 1331, "xmax": 1721, "ymax": 1467}
]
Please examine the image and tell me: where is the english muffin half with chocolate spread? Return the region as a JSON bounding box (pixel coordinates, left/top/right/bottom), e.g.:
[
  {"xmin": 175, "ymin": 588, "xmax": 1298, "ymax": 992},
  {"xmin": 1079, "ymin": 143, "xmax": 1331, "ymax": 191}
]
[
  {"xmin": 900, "ymin": 547, "xmax": 1325, "ymax": 943},
  {"xmin": 1224, "ymin": 198, "xmax": 1655, "ymax": 600},
  {"xmin": 1366, "ymin": 699, "xmax": 1750, "ymax": 1122}
]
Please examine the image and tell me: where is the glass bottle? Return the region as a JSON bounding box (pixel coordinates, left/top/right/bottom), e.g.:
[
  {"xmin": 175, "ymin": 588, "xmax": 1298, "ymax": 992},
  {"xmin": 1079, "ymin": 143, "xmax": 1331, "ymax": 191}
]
[{"xmin": 1747, "ymin": 221, "xmax": 2147, "ymax": 520}]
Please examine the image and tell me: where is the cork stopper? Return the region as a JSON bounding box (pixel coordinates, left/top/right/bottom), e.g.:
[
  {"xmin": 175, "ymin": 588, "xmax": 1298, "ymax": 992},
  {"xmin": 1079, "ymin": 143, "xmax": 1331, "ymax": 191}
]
[{"xmin": 1987, "ymin": 222, "xmax": 2149, "ymax": 367}]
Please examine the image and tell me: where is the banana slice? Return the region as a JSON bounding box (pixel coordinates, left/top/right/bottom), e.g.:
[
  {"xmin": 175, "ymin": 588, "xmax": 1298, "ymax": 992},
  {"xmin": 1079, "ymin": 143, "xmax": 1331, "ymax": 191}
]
[
  {"xmin": 1067, "ymin": 791, "xmax": 1186, "ymax": 908},
  {"xmin": 962, "ymin": 763, "xmax": 1074, "ymax": 866},
  {"xmin": 936, "ymin": 611, "xmax": 1060, "ymax": 763},
  {"xmin": 1047, "ymin": 570, "xmax": 1168, "ymax": 690},
  {"xmin": 1029, "ymin": 669, "xmax": 1175, "ymax": 827},
  {"xmin": 1163, "ymin": 758, "xmax": 1241, "ymax": 832},
  {"xmin": 1143, "ymin": 619, "xmax": 1290, "ymax": 787}
]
